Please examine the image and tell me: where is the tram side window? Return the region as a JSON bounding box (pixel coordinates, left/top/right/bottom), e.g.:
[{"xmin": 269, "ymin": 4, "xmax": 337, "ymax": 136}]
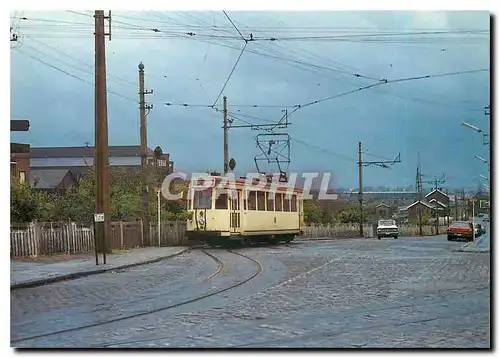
[
  {"xmin": 291, "ymin": 194, "xmax": 297, "ymax": 212},
  {"xmin": 275, "ymin": 193, "xmax": 283, "ymax": 211},
  {"xmin": 194, "ymin": 189, "xmax": 212, "ymax": 209},
  {"xmin": 215, "ymin": 190, "xmax": 228, "ymax": 209},
  {"xmin": 283, "ymin": 194, "xmax": 291, "ymax": 212},
  {"xmin": 257, "ymin": 191, "xmax": 266, "ymax": 211},
  {"xmin": 266, "ymin": 192, "xmax": 274, "ymax": 211},
  {"xmin": 248, "ymin": 191, "xmax": 257, "ymax": 210},
  {"xmin": 233, "ymin": 190, "xmax": 241, "ymax": 210}
]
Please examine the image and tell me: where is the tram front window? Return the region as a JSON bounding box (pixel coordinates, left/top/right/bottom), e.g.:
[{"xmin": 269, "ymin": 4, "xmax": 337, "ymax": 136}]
[{"xmin": 193, "ymin": 189, "xmax": 212, "ymax": 209}]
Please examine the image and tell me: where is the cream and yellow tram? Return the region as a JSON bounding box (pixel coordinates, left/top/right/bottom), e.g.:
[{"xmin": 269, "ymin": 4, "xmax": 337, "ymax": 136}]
[{"xmin": 186, "ymin": 176, "xmax": 304, "ymax": 246}]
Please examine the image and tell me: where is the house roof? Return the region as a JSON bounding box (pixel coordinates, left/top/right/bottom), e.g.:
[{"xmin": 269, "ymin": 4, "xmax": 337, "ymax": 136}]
[
  {"xmin": 30, "ymin": 145, "xmax": 158, "ymax": 158},
  {"xmin": 29, "ymin": 169, "xmax": 75, "ymax": 189},
  {"xmin": 425, "ymin": 188, "xmax": 449, "ymax": 199},
  {"xmin": 11, "ymin": 142, "xmax": 30, "ymax": 154},
  {"xmin": 428, "ymin": 198, "xmax": 447, "ymax": 208},
  {"xmin": 406, "ymin": 200, "xmax": 433, "ymax": 210}
]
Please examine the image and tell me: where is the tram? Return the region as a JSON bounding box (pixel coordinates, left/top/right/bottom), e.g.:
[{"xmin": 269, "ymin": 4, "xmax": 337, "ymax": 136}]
[{"xmin": 185, "ymin": 175, "xmax": 304, "ymax": 246}]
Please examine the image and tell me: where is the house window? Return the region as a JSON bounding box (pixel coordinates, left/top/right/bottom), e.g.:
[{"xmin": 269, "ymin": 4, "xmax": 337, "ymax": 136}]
[{"xmin": 19, "ymin": 171, "xmax": 26, "ymax": 184}]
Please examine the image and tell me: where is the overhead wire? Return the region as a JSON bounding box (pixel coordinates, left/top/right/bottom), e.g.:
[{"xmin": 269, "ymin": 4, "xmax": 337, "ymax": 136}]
[
  {"xmin": 287, "ymin": 68, "xmax": 489, "ymax": 118},
  {"xmin": 222, "ymin": 10, "xmax": 247, "ymax": 41},
  {"xmin": 15, "ymin": 14, "xmax": 489, "ymax": 116},
  {"xmin": 211, "ymin": 11, "xmax": 250, "ymax": 107},
  {"xmin": 13, "ymin": 47, "xmax": 137, "ymax": 103}
]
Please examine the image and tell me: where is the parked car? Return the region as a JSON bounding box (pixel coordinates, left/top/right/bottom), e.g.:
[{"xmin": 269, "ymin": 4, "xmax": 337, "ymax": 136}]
[
  {"xmin": 447, "ymin": 221, "xmax": 474, "ymax": 241},
  {"xmin": 377, "ymin": 219, "xmax": 399, "ymax": 240}
]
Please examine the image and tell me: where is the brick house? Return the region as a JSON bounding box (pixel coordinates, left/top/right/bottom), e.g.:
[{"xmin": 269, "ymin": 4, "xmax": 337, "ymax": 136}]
[
  {"xmin": 425, "ymin": 189, "xmax": 450, "ymax": 207},
  {"xmin": 29, "ymin": 145, "xmax": 174, "ymax": 182},
  {"xmin": 29, "ymin": 169, "xmax": 78, "ymax": 192},
  {"xmin": 406, "ymin": 200, "xmax": 433, "ymax": 217},
  {"xmin": 472, "ymin": 189, "xmax": 490, "ymax": 216},
  {"xmin": 11, "ymin": 143, "xmax": 30, "ymax": 185},
  {"xmin": 10, "ymin": 120, "xmax": 31, "ymax": 184},
  {"xmin": 374, "ymin": 203, "xmax": 392, "ymax": 219}
]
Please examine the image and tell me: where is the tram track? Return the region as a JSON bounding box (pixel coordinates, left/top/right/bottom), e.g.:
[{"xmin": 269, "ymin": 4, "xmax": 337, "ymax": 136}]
[
  {"xmin": 11, "ymin": 249, "xmax": 263, "ymax": 346},
  {"xmin": 83, "ymin": 249, "xmax": 225, "ymax": 313}
]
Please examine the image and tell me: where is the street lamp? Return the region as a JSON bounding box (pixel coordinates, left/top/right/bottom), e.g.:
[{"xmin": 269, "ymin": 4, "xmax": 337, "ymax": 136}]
[
  {"xmin": 462, "ymin": 121, "xmax": 483, "ymax": 132},
  {"xmin": 475, "ymin": 155, "xmax": 488, "ymax": 163},
  {"xmin": 462, "ymin": 121, "xmax": 490, "ymax": 145}
]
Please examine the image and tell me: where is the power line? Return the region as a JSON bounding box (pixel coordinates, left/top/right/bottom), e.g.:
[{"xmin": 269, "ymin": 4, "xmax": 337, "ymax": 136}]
[
  {"xmin": 222, "ymin": 10, "xmax": 246, "ymax": 42},
  {"xmin": 23, "ymin": 36, "xmax": 137, "ymax": 87},
  {"xmin": 211, "ymin": 41, "xmax": 248, "ymax": 107},
  {"xmin": 288, "ymin": 68, "xmax": 489, "ymax": 117},
  {"xmin": 13, "ymin": 47, "xmax": 136, "ymax": 102},
  {"xmin": 160, "ymin": 68, "xmax": 488, "ymax": 111}
]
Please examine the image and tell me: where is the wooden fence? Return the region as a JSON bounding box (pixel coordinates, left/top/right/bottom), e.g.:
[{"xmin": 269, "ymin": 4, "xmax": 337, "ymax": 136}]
[
  {"xmin": 301, "ymin": 223, "xmax": 448, "ymax": 239},
  {"xmin": 10, "ymin": 220, "xmax": 448, "ymax": 258},
  {"xmin": 10, "ymin": 221, "xmax": 189, "ymax": 258}
]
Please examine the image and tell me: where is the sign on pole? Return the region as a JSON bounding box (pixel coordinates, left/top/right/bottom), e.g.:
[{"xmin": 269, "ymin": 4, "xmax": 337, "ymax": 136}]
[
  {"xmin": 479, "ymin": 200, "xmax": 490, "ymax": 209},
  {"xmin": 94, "ymin": 213, "xmax": 105, "ymax": 222}
]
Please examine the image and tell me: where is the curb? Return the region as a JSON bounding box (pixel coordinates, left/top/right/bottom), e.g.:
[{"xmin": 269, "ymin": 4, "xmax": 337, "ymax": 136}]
[{"xmin": 10, "ymin": 248, "xmax": 191, "ymax": 291}]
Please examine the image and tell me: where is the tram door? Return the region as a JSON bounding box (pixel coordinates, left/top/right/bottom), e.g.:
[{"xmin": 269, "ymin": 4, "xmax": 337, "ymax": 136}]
[{"xmin": 229, "ymin": 189, "xmax": 241, "ymax": 233}]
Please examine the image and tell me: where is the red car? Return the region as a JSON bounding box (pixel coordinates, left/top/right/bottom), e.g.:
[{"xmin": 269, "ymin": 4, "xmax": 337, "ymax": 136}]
[{"xmin": 447, "ymin": 221, "xmax": 474, "ymax": 241}]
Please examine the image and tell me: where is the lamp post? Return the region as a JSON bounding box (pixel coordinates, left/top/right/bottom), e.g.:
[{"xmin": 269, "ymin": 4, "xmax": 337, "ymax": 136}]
[{"xmin": 462, "ymin": 121, "xmax": 489, "ymax": 146}]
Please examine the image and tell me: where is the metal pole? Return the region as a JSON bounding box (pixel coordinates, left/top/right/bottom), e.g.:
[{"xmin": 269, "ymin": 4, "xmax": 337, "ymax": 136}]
[
  {"xmin": 454, "ymin": 194, "xmax": 458, "ymax": 221},
  {"xmin": 358, "ymin": 142, "xmax": 363, "ymax": 238},
  {"xmin": 223, "ymin": 96, "xmax": 228, "ymax": 175},
  {"xmin": 158, "ymin": 186, "xmax": 161, "ymax": 247},
  {"xmin": 472, "ymin": 199, "xmax": 476, "ymax": 242},
  {"xmin": 417, "ymin": 167, "xmax": 423, "ymax": 236},
  {"xmin": 139, "ymin": 62, "xmax": 150, "ymax": 246},
  {"xmin": 94, "ymin": 10, "xmax": 110, "ymax": 255}
]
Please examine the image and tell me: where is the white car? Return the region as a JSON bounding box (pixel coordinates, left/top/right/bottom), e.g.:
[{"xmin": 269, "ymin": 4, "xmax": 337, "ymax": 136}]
[{"xmin": 377, "ymin": 219, "xmax": 399, "ymax": 240}]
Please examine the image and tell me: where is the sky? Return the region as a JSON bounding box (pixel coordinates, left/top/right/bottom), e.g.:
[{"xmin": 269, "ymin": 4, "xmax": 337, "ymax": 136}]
[{"xmin": 10, "ymin": 10, "xmax": 491, "ymax": 190}]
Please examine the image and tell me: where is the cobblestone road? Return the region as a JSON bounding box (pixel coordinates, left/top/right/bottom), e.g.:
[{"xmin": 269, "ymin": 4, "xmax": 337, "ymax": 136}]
[{"xmin": 11, "ymin": 236, "xmax": 490, "ymax": 348}]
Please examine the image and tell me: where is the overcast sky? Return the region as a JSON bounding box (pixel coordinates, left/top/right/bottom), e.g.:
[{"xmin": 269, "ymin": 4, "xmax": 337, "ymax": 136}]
[{"xmin": 10, "ymin": 10, "xmax": 490, "ymax": 190}]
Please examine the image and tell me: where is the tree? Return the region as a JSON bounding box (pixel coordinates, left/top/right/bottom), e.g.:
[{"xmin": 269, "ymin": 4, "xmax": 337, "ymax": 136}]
[
  {"xmin": 303, "ymin": 200, "xmax": 323, "ymax": 224},
  {"xmin": 11, "ymin": 176, "xmax": 37, "ymax": 223}
]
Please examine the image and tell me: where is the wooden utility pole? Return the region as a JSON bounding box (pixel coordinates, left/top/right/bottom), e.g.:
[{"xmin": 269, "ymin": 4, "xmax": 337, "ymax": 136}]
[
  {"xmin": 223, "ymin": 96, "xmax": 229, "ymax": 175},
  {"xmin": 94, "ymin": 10, "xmax": 111, "ymax": 255},
  {"xmin": 358, "ymin": 141, "xmax": 363, "ymax": 238},
  {"xmin": 139, "ymin": 62, "xmax": 153, "ymax": 246}
]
